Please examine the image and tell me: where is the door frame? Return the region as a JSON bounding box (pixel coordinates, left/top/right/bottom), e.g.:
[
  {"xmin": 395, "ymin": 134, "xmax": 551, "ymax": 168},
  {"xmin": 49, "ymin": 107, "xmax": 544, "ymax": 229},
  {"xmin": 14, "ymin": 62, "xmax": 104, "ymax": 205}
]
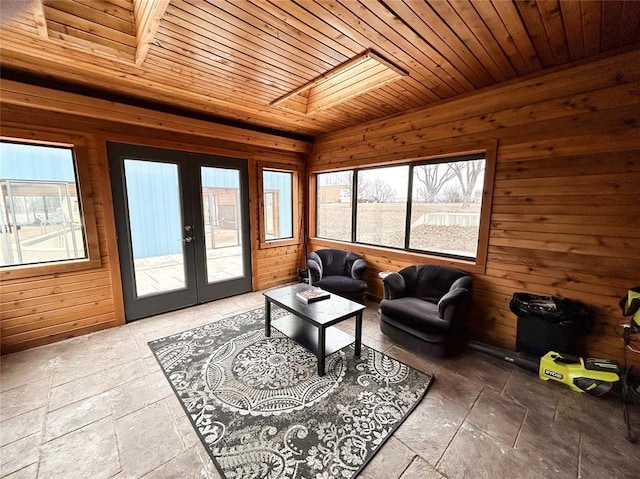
[{"xmin": 107, "ymin": 142, "xmax": 252, "ymax": 322}]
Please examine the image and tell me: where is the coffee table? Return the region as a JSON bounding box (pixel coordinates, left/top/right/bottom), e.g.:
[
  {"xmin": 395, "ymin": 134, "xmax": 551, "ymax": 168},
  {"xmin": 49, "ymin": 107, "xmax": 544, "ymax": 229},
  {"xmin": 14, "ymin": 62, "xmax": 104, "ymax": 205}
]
[{"xmin": 263, "ymin": 283, "xmax": 366, "ymax": 376}]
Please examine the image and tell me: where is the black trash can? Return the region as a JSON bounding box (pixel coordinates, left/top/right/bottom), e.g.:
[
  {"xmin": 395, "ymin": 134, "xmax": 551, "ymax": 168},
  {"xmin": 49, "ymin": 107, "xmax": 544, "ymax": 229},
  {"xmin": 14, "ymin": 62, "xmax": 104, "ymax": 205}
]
[{"xmin": 510, "ymin": 293, "xmax": 593, "ymax": 357}]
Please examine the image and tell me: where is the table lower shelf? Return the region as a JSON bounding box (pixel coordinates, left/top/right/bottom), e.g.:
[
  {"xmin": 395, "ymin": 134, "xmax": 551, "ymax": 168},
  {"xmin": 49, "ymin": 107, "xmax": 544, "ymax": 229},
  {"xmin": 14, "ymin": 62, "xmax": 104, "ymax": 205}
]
[{"xmin": 272, "ymin": 314, "xmax": 355, "ymax": 357}]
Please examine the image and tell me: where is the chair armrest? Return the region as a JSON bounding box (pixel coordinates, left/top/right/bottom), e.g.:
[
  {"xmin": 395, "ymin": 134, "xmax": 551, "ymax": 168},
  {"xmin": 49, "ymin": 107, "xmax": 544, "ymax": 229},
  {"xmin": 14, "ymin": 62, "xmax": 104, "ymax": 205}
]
[
  {"xmin": 383, "ymin": 272, "xmax": 406, "ymax": 300},
  {"xmin": 307, "ymin": 253, "xmax": 322, "ymax": 284},
  {"xmin": 351, "ymin": 258, "xmax": 368, "ymax": 280},
  {"xmin": 437, "ymin": 288, "xmax": 470, "ymax": 318}
]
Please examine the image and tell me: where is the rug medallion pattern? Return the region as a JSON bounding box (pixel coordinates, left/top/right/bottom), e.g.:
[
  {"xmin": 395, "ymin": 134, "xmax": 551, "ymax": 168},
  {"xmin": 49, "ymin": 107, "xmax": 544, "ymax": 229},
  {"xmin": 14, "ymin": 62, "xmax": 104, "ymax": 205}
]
[{"xmin": 149, "ymin": 308, "xmax": 433, "ymax": 479}]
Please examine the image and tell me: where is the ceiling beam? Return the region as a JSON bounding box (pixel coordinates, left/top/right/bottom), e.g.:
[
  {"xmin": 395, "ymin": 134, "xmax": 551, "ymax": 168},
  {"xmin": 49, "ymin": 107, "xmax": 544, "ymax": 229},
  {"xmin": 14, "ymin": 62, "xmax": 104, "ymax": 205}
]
[{"xmin": 133, "ymin": 0, "xmax": 170, "ymax": 65}]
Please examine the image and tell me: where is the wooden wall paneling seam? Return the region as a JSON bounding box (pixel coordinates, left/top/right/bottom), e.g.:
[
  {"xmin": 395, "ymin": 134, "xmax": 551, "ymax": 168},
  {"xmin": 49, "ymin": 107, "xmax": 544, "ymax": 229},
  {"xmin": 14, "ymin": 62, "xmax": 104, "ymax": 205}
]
[
  {"xmin": 558, "ymin": 0, "xmax": 585, "ymax": 60},
  {"xmin": 42, "ymin": 2, "xmax": 134, "ymax": 35},
  {"xmin": 43, "ymin": 7, "xmax": 136, "ymax": 47}
]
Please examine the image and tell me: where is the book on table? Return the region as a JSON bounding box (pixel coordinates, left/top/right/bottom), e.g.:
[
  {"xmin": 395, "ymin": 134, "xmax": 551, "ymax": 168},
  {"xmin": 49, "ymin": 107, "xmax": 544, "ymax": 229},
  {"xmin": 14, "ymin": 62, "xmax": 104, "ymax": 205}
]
[{"xmin": 296, "ymin": 288, "xmax": 330, "ymax": 304}]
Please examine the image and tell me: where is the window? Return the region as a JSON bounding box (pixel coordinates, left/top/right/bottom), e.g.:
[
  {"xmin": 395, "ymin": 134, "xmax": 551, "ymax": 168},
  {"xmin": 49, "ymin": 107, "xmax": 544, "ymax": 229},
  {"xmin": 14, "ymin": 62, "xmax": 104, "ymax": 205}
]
[
  {"xmin": 0, "ymin": 136, "xmax": 100, "ymax": 279},
  {"xmin": 262, "ymin": 170, "xmax": 293, "ymax": 240},
  {"xmin": 314, "ymin": 151, "xmax": 492, "ymax": 264},
  {"xmin": 356, "ymin": 165, "xmax": 409, "ymax": 248},
  {"xmin": 316, "ymin": 170, "xmax": 353, "ymax": 242}
]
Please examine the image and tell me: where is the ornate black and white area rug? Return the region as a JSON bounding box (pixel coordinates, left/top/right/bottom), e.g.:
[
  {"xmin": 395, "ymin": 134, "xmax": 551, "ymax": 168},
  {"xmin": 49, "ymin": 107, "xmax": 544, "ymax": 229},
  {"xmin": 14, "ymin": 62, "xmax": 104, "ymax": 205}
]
[{"xmin": 148, "ymin": 308, "xmax": 433, "ymax": 479}]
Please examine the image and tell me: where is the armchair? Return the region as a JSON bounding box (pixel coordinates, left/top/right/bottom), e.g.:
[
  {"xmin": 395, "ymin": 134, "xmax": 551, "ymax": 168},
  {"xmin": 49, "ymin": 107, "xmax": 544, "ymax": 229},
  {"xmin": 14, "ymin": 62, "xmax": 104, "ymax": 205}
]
[
  {"xmin": 380, "ymin": 264, "xmax": 472, "ymax": 357},
  {"xmin": 307, "ymin": 249, "xmax": 368, "ymax": 303}
]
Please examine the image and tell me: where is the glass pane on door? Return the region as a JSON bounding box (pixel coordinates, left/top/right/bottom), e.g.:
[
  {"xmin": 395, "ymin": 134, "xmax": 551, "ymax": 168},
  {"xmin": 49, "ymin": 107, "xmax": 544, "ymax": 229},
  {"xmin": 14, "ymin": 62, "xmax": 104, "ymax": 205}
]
[
  {"xmin": 201, "ymin": 167, "xmax": 244, "ymax": 283},
  {"xmin": 124, "ymin": 159, "xmax": 186, "ymax": 297}
]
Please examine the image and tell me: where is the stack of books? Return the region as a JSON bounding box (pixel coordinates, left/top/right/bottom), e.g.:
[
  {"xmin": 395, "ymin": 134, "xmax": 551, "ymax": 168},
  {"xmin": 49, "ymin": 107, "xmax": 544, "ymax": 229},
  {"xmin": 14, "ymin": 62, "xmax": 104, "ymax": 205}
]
[{"xmin": 296, "ymin": 288, "xmax": 330, "ymax": 304}]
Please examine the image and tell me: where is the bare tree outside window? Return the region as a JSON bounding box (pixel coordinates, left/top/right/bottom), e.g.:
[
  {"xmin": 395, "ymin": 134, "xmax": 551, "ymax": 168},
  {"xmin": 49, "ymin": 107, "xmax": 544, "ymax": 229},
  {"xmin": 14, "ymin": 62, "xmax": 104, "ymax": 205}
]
[
  {"xmin": 414, "ymin": 164, "xmax": 455, "ymax": 202},
  {"xmin": 449, "ymin": 159, "xmax": 485, "ymax": 208},
  {"xmin": 361, "ymin": 177, "xmax": 396, "ymax": 203}
]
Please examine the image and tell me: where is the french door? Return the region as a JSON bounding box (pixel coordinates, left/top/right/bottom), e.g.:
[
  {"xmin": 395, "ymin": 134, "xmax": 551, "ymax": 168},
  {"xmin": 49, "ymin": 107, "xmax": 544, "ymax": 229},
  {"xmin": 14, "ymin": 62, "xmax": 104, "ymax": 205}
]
[{"xmin": 107, "ymin": 142, "xmax": 252, "ymax": 321}]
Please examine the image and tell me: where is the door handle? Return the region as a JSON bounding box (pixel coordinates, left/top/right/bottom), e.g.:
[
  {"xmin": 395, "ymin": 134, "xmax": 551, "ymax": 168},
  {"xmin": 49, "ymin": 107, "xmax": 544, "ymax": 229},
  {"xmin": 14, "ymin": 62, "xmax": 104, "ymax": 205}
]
[{"xmin": 181, "ymin": 236, "xmax": 193, "ymax": 243}]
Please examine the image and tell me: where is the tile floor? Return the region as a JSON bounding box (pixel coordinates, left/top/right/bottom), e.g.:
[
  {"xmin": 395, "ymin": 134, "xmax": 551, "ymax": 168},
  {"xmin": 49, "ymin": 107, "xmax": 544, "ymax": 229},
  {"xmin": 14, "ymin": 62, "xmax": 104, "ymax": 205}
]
[{"xmin": 1, "ymin": 291, "xmax": 638, "ymax": 479}]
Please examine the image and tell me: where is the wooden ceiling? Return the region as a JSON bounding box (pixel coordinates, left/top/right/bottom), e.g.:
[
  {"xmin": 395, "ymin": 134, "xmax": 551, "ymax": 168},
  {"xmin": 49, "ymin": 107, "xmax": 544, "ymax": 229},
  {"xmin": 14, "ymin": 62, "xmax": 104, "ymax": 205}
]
[{"xmin": 1, "ymin": 0, "xmax": 639, "ymax": 137}]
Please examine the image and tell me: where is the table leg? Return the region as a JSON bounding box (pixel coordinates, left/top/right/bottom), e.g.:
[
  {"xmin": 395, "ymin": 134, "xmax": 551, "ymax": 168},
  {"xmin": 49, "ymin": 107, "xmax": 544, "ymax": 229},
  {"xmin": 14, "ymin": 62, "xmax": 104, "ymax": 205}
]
[
  {"xmin": 355, "ymin": 311, "xmax": 362, "ymax": 358},
  {"xmin": 264, "ymin": 297, "xmax": 271, "ymax": 337},
  {"xmin": 318, "ymin": 326, "xmax": 326, "ymax": 376}
]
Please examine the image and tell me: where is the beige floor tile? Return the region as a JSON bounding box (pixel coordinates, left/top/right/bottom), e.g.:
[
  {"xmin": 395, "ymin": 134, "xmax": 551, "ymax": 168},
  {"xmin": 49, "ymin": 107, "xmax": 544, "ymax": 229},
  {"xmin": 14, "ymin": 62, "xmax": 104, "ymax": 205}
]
[
  {"xmin": 399, "ymin": 456, "xmax": 446, "ymax": 479},
  {"xmin": 394, "ymin": 395, "xmax": 468, "ymax": 465},
  {"xmin": 108, "ymin": 370, "xmax": 173, "ymax": 419},
  {"xmin": 357, "ymin": 436, "xmax": 415, "ymax": 479},
  {"xmin": 1, "ymin": 463, "xmax": 39, "ymax": 479},
  {"xmin": 0, "ymin": 433, "xmax": 41, "ymax": 477},
  {"xmin": 39, "ymin": 417, "xmax": 120, "ymax": 479},
  {"xmin": 0, "ymin": 380, "xmax": 49, "ymax": 422},
  {"xmin": 0, "ymin": 407, "xmax": 46, "ymax": 447},
  {"xmin": 465, "ymin": 389, "xmax": 526, "ymax": 445},
  {"xmin": 0, "ymin": 349, "xmax": 55, "ymax": 393},
  {"xmin": 115, "ymin": 401, "xmax": 184, "ymax": 479},
  {"xmin": 44, "ymin": 392, "xmax": 112, "ymax": 442},
  {"xmin": 140, "ymin": 448, "xmax": 212, "ymax": 479},
  {"xmin": 48, "ymin": 358, "xmax": 148, "ymax": 411}
]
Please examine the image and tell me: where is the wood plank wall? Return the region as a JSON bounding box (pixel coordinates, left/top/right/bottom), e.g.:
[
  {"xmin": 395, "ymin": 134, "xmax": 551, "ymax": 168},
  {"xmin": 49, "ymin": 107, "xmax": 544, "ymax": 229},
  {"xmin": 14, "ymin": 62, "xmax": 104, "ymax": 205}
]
[
  {"xmin": 308, "ymin": 49, "xmax": 640, "ymax": 368},
  {"xmin": 0, "ymin": 99, "xmax": 308, "ymax": 354}
]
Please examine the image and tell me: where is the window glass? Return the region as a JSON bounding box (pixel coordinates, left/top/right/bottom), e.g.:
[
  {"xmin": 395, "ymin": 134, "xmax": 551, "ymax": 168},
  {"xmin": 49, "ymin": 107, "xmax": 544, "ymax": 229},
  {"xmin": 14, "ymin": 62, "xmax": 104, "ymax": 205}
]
[
  {"xmin": 0, "ymin": 141, "xmax": 88, "ymax": 267},
  {"xmin": 316, "ymin": 171, "xmax": 353, "ymax": 242},
  {"xmin": 355, "ymin": 165, "xmax": 409, "ymax": 248},
  {"xmin": 409, "ymin": 158, "xmax": 485, "ymax": 258},
  {"xmin": 263, "ymin": 170, "xmax": 293, "ymax": 240}
]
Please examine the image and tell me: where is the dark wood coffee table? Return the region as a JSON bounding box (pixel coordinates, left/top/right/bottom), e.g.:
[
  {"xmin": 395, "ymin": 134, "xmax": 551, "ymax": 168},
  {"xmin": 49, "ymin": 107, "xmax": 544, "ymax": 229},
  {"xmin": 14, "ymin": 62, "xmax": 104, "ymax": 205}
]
[{"xmin": 263, "ymin": 283, "xmax": 365, "ymax": 376}]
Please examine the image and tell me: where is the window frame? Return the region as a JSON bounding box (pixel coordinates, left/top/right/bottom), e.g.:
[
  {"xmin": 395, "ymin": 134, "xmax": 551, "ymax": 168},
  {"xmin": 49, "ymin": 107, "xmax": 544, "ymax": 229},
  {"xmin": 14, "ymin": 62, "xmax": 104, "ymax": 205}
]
[
  {"xmin": 257, "ymin": 162, "xmax": 300, "ymax": 249},
  {"xmin": 0, "ymin": 131, "xmax": 101, "ymax": 280},
  {"xmin": 309, "ymin": 142, "xmax": 496, "ymax": 273}
]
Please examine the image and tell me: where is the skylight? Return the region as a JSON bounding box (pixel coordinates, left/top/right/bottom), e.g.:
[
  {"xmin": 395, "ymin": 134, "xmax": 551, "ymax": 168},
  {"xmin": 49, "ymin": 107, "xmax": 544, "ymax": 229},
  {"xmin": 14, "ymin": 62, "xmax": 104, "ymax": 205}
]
[{"xmin": 271, "ymin": 50, "xmax": 407, "ymax": 115}]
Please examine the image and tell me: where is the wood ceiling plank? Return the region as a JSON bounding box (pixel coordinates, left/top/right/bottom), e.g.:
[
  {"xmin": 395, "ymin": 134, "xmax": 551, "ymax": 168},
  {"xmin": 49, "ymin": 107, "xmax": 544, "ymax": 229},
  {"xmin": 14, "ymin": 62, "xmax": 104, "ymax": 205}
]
[
  {"xmin": 490, "ymin": 0, "xmax": 543, "ymax": 72},
  {"xmin": 44, "ymin": 0, "xmax": 134, "ymax": 34},
  {"xmin": 46, "ymin": 21, "xmax": 136, "ymax": 60},
  {"xmin": 515, "ymin": 0, "xmax": 556, "ymax": 67},
  {"xmin": 42, "ymin": 5, "xmax": 136, "ymax": 47},
  {"xmin": 32, "ymin": 0, "xmax": 48, "ymax": 39},
  {"xmin": 581, "ymin": 0, "xmax": 602, "ymax": 56},
  {"xmin": 423, "ymin": 0, "xmax": 510, "ymax": 83},
  {"xmin": 216, "ymin": 0, "xmax": 349, "ymax": 63},
  {"xmin": 388, "ymin": 0, "xmax": 490, "ymax": 88},
  {"xmin": 165, "ymin": 3, "xmax": 326, "ymax": 82},
  {"xmin": 134, "ymin": 0, "xmax": 170, "ymax": 65},
  {"xmin": 156, "ymin": 24, "xmax": 303, "ymax": 92},
  {"xmin": 447, "ymin": 0, "xmax": 519, "ymax": 78},
  {"xmin": 297, "ymin": 0, "xmax": 452, "ymax": 100},
  {"xmin": 600, "ymin": 0, "xmax": 625, "ymax": 51},
  {"xmin": 620, "ymin": 0, "xmax": 640, "ymax": 45},
  {"xmin": 258, "ymin": 0, "xmax": 361, "ymax": 55},
  {"xmin": 360, "ymin": 0, "xmax": 481, "ymax": 91},
  {"xmin": 192, "ymin": 0, "xmax": 339, "ymax": 69},
  {"xmin": 469, "ymin": 0, "xmax": 530, "ymax": 75},
  {"xmin": 162, "ymin": 7, "xmax": 312, "ymax": 87},
  {"xmin": 536, "ymin": 0, "xmax": 570, "ymax": 64},
  {"xmin": 559, "ymin": 0, "xmax": 585, "ymax": 60}
]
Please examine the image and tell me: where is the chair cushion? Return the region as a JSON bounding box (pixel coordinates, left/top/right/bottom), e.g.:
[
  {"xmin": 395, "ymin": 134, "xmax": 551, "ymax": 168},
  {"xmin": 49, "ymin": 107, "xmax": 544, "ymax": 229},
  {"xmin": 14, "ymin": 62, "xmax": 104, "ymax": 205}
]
[
  {"xmin": 380, "ymin": 297, "xmax": 451, "ymax": 332},
  {"xmin": 400, "ymin": 265, "xmax": 469, "ymax": 301},
  {"xmin": 315, "ymin": 249, "xmax": 350, "ymax": 277},
  {"xmin": 316, "ymin": 276, "xmax": 367, "ymax": 294}
]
